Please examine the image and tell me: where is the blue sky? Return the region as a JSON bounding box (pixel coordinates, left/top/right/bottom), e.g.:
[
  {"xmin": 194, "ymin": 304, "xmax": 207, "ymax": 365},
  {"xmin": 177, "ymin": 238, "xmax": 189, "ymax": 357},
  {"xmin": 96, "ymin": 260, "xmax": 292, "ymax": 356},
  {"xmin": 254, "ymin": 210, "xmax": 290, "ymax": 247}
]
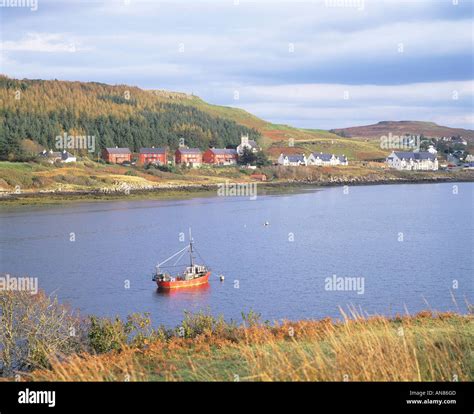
[{"xmin": 1, "ymin": 0, "xmax": 473, "ymax": 129}]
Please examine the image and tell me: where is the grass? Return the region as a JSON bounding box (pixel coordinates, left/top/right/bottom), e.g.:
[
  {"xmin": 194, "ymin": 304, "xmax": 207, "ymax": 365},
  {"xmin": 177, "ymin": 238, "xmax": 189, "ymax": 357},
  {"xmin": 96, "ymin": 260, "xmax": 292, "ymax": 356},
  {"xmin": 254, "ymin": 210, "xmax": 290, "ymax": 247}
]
[
  {"xmin": 0, "ymin": 160, "xmax": 256, "ymax": 194},
  {"xmin": 266, "ymin": 136, "xmax": 386, "ymax": 160},
  {"xmin": 25, "ymin": 310, "xmax": 473, "ymax": 382}
]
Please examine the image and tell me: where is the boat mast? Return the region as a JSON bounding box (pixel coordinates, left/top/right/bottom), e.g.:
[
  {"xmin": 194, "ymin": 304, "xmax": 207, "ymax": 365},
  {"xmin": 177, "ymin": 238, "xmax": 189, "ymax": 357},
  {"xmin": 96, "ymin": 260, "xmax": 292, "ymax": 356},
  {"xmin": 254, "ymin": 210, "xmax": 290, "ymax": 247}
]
[{"xmin": 189, "ymin": 228, "xmax": 194, "ymax": 267}]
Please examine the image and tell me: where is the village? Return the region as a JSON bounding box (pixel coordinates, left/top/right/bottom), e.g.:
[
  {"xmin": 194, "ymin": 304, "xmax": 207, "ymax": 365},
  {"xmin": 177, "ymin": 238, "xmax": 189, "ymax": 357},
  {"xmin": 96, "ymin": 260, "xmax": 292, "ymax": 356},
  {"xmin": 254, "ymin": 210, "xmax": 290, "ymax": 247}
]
[{"xmin": 36, "ymin": 133, "xmax": 474, "ymax": 176}]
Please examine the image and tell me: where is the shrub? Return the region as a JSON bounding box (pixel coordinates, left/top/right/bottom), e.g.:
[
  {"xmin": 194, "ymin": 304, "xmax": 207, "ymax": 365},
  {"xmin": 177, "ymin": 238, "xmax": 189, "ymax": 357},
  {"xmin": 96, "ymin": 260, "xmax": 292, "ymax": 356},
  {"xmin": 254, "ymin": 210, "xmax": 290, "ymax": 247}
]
[
  {"xmin": 176, "ymin": 310, "xmax": 231, "ymax": 339},
  {"xmin": 0, "ymin": 290, "xmax": 85, "ymax": 376},
  {"xmin": 87, "ymin": 313, "xmax": 164, "ymax": 353},
  {"xmin": 241, "ymin": 310, "xmax": 264, "ymax": 327},
  {"xmin": 145, "ymin": 163, "xmax": 178, "ymax": 174},
  {"xmin": 87, "ymin": 316, "xmax": 130, "ymax": 354}
]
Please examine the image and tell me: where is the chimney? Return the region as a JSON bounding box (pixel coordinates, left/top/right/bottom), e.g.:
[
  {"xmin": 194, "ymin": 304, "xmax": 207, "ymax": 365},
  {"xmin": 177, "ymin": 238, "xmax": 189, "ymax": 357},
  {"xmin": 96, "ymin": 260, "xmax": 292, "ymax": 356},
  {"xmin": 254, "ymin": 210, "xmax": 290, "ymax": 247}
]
[{"xmin": 241, "ymin": 134, "xmax": 249, "ymax": 145}]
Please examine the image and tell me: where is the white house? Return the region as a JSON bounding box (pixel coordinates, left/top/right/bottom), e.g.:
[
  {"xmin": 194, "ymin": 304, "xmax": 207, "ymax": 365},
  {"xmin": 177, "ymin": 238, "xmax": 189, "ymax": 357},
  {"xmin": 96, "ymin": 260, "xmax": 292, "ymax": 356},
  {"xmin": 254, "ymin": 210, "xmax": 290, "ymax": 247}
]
[
  {"xmin": 39, "ymin": 149, "xmax": 76, "ymax": 163},
  {"xmin": 236, "ymin": 134, "xmax": 259, "ymax": 156},
  {"xmin": 386, "ymin": 151, "xmax": 438, "ymax": 171},
  {"xmin": 427, "ymin": 145, "xmax": 438, "ymax": 154},
  {"xmin": 307, "ymin": 152, "xmax": 348, "ymax": 166},
  {"xmin": 277, "ymin": 153, "xmax": 307, "ymax": 166},
  {"xmin": 60, "ymin": 150, "xmax": 77, "ymax": 163}
]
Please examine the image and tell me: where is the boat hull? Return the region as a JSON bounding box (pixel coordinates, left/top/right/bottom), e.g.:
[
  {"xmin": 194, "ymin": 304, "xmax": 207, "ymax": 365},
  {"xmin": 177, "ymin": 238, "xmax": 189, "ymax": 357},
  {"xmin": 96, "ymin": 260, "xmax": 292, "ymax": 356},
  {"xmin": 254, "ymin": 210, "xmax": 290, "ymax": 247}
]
[{"xmin": 157, "ymin": 271, "xmax": 210, "ymax": 290}]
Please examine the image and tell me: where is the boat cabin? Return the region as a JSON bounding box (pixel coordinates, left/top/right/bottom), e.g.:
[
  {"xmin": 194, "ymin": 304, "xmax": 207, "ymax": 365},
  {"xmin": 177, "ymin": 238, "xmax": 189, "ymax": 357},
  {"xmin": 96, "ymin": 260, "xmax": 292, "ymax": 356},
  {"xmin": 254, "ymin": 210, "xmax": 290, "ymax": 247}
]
[{"xmin": 184, "ymin": 265, "xmax": 207, "ymax": 279}]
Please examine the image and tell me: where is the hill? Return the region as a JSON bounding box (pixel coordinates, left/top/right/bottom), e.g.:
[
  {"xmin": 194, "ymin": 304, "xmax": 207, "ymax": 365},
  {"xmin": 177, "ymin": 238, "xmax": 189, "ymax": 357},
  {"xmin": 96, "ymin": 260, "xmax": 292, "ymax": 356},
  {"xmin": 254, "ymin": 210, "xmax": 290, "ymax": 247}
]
[
  {"xmin": 0, "ymin": 76, "xmax": 260, "ymax": 160},
  {"xmin": 331, "ymin": 121, "xmax": 474, "ymax": 141},
  {"xmin": 2, "ymin": 76, "xmax": 472, "ymax": 163},
  {"xmin": 0, "ymin": 76, "xmax": 386, "ymax": 162}
]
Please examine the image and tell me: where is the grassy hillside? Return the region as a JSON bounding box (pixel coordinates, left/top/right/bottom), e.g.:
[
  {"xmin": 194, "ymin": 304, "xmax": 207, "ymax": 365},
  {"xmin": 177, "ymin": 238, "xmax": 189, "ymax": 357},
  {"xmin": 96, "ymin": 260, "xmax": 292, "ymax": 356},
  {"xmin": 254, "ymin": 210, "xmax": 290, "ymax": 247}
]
[
  {"xmin": 0, "ymin": 76, "xmax": 390, "ymax": 162},
  {"xmin": 2, "ymin": 289, "xmax": 471, "ymax": 382},
  {"xmin": 0, "ymin": 76, "xmax": 260, "ymax": 159},
  {"xmin": 0, "ymin": 159, "xmax": 259, "ymax": 195},
  {"xmin": 26, "ymin": 311, "xmax": 474, "ymax": 382}
]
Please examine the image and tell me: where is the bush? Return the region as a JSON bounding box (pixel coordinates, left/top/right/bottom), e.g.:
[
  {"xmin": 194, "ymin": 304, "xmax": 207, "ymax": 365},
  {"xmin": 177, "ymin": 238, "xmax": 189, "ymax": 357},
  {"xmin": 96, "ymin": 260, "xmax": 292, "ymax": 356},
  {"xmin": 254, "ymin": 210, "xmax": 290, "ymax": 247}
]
[
  {"xmin": 176, "ymin": 310, "xmax": 230, "ymax": 339},
  {"xmin": 87, "ymin": 316, "xmax": 130, "ymax": 354},
  {"xmin": 0, "ymin": 290, "xmax": 85, "ymax": 376},
  {"xmin": 157, "ymin": 164, "xmax": 177, "ymax": 173},
  {"xmin": 31, "ymin": 176, "xmax": 50, "ymax": 188},
  {"xmin": 87, "ymin": 313, "xmax": 162, "ymax": 353},
  {"xmin": 241, "ymin": 310, "xmax": 263, "ymax": 327}
]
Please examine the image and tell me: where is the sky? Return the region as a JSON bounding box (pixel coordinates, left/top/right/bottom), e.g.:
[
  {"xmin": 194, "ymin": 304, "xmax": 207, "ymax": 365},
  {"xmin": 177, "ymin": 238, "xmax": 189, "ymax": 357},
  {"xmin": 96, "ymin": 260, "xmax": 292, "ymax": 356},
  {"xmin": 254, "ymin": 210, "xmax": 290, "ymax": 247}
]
[{"xmin": 0, "ymin": 0, "xmax": 473, "ymax": 129}]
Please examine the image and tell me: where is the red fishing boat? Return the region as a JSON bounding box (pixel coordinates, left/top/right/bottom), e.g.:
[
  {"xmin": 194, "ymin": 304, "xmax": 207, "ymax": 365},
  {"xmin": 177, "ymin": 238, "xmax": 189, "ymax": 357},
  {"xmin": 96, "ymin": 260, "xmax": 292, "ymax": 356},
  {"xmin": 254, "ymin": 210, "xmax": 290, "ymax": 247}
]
[{"xmin": 152, "ymin": 230, "xmax": 210, "ymax": 290}]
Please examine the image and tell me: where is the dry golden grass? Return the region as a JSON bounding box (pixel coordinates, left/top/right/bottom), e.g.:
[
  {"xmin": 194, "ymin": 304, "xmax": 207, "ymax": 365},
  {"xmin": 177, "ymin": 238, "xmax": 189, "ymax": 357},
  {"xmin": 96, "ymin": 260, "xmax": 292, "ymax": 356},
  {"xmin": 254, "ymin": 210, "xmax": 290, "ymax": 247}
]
[
  {"xmin": 26, "ymin": 311, "xmax": 473, "ymax": 382},
  {"xmin": 242, "ymin": 311, "xmax": 472, "ymax": 381}
]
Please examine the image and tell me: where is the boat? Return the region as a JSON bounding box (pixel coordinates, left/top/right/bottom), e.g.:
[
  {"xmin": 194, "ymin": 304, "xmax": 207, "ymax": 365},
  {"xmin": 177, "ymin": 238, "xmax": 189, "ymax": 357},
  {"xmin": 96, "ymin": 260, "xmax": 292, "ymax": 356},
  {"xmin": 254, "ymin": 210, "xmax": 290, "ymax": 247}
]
[{"xmin": 152, "ymin": 229, "xmax": 210, "ymax": 290}]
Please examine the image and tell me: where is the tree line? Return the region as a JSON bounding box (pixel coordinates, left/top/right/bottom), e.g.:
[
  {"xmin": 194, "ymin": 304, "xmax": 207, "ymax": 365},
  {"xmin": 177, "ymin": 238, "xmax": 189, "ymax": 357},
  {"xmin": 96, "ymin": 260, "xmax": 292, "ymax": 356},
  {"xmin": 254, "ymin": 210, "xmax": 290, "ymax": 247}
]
[{"xmin": 0, "ymin": 104, "xmax": 260, "ymax": 160}]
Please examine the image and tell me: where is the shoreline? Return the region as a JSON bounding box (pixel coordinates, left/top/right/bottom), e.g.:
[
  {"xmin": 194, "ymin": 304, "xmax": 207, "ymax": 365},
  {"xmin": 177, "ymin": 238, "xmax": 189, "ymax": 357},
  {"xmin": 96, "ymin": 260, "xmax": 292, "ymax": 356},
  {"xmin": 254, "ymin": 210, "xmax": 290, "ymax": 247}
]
[{"xmin": 1, "ymin": 173, "xmax": 473, "ymax": 207}]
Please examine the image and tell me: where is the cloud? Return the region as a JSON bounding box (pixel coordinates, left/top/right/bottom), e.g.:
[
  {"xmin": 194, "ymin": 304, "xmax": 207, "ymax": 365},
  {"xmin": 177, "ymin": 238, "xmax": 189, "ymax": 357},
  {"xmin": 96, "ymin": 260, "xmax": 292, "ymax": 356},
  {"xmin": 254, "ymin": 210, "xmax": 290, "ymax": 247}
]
[
  {"xmin": 1, "ymin": 33, "xmax": 86, "ymax": 53},
  {"xmin": 238, "ymin": 81, "xmax": 474, "ymax": 105},
  {"xmin": 0, "ymin": 0, "xmax": 472, "ymax": 129},
  {"xmin": 226, "ymin": 81, "xmax": 474, "ymax": 129}
]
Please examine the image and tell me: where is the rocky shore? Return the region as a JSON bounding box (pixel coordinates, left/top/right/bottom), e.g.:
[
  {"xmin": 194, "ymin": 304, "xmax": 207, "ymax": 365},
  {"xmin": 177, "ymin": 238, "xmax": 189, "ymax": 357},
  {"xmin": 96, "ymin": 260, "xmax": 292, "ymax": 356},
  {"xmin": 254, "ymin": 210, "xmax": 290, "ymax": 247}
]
[{"xmin": 1, "ymin": 170, "xmax": 472, "ymax": 206}]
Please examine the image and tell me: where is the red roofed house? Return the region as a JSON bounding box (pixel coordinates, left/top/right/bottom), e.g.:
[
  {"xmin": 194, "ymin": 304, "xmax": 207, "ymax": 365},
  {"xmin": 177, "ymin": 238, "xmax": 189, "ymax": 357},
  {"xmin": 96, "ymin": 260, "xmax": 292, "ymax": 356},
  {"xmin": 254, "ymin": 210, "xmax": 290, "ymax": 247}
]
[
  {"xmin": 139, "ymin": 147, "xmax": 167, "ymax": 165},
  {"xmin": 202, "ymin": 148, "xmax": 238, "ymax": 166},
  {"xmin": 102, "ymin": 147, "xmax": 132, "ymax": 164},
  {"xmin": 175, "ymin": 148, "xmax": 202, "ymax": 167}
]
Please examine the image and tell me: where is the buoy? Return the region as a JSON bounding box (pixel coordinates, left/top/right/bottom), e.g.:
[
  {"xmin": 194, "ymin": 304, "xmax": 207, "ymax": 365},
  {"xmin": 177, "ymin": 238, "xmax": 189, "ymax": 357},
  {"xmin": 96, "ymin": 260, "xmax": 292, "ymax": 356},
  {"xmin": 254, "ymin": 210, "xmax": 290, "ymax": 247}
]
[{"xmin": 219, "ymin": 275, "xmax": 225, "ymax": 281}]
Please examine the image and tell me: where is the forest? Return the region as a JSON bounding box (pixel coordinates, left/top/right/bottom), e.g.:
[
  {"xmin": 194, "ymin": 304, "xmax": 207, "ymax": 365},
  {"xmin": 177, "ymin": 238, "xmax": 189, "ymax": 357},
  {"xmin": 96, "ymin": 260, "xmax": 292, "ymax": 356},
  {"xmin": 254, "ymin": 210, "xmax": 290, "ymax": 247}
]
[{"xmin": 0, "ymin": 76, "xmax": 260, "ymax": 160}]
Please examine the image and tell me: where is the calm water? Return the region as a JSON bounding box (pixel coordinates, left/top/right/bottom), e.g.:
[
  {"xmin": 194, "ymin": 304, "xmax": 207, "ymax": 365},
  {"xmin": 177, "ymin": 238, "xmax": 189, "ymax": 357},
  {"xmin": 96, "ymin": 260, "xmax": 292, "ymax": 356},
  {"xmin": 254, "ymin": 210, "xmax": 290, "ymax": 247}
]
[{"xmin": 0, "ymin": 183, "xmax": 472, "ymax": 327}]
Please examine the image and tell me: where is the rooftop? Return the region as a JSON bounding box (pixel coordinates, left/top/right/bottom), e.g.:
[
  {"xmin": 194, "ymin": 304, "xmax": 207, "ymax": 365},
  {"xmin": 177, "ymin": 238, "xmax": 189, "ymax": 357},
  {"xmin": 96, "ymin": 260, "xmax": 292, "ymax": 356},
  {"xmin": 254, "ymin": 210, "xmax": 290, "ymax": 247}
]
[
  {"xmin": 393, "ymin": 151, "xmax": 436, "ymax": 161},
  {"xmin": 285, "ymin": 154, "xmax": 306, "ymax": 162},
  {"xmin": 140, "ymin": 147, "xmax": 166, "ymax": 154},
  {"xmin": 105, "ymin": 147, "xmax": 131, "ymax": 154},
  {"xmin": 176, "ymin": 148, "xmax": 201, "ymax": 154},
  {"xmin": 209, "ymin": 148, "xmax": 238, "ymax": 155}
]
